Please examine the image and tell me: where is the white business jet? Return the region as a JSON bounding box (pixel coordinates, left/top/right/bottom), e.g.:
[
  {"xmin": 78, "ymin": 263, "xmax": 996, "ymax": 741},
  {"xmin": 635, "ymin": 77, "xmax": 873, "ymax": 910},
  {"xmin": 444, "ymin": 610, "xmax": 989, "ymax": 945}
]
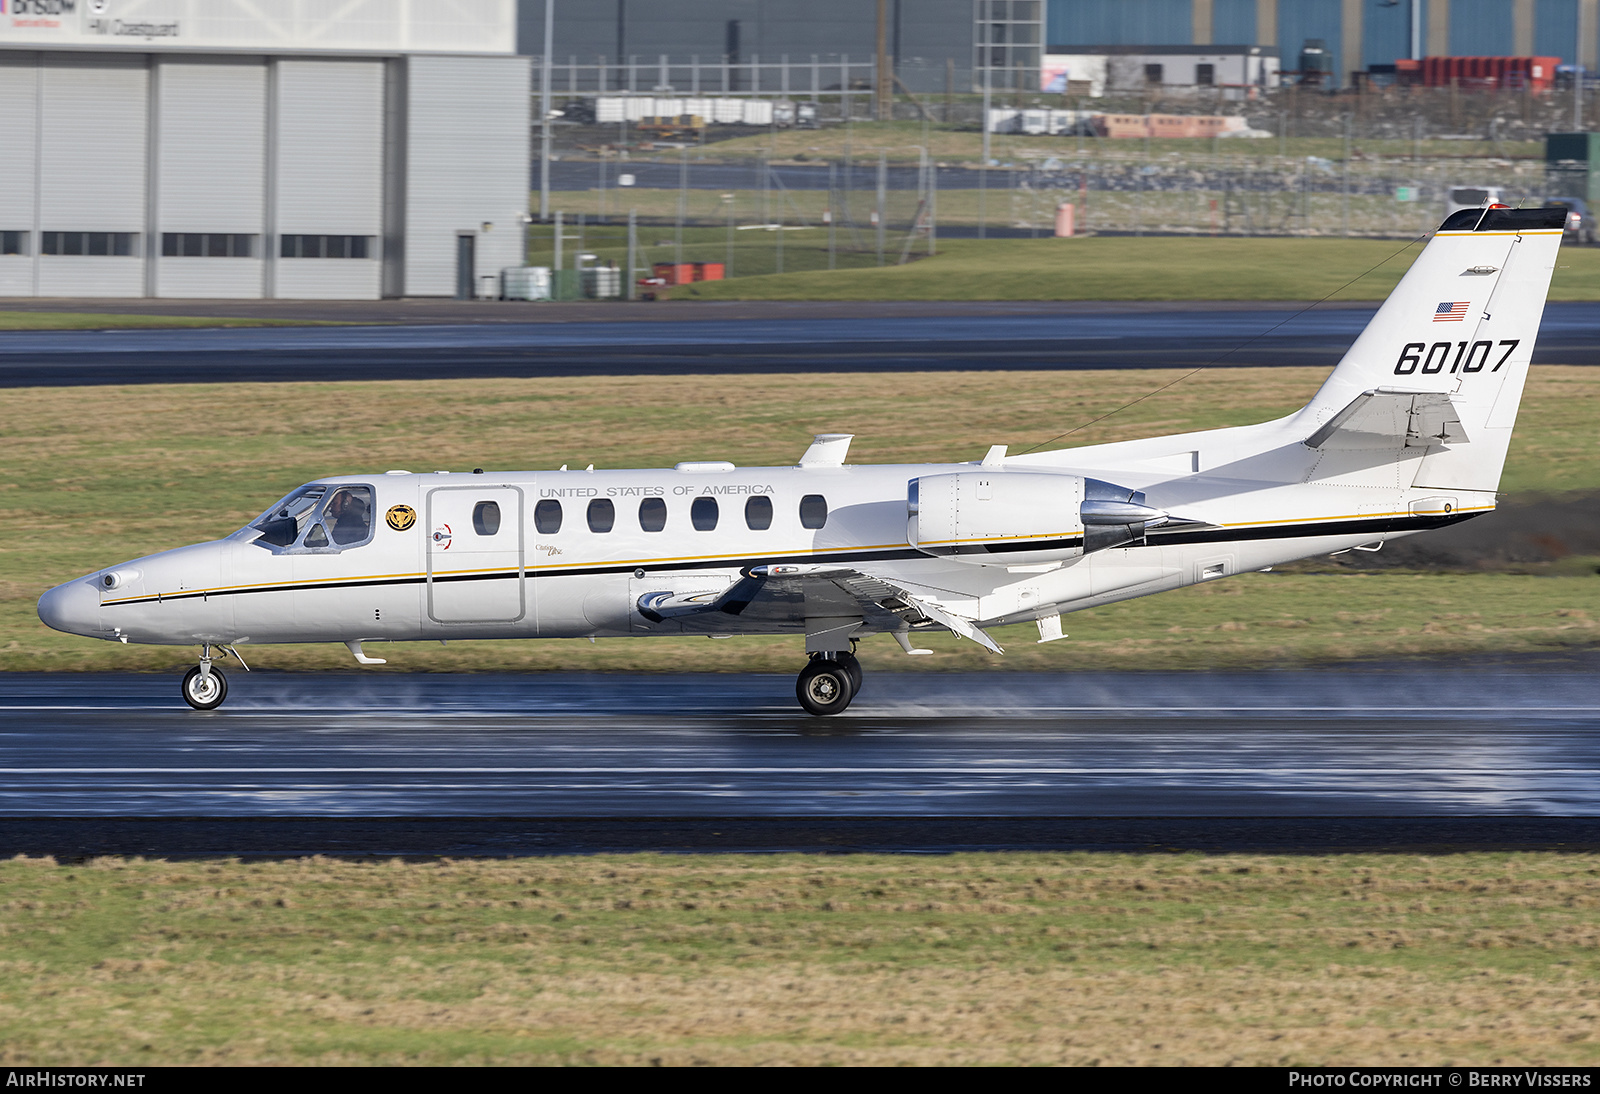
[{"xmin": 38, "ymin": 206, "xmax": 1564, "ymax": 714}]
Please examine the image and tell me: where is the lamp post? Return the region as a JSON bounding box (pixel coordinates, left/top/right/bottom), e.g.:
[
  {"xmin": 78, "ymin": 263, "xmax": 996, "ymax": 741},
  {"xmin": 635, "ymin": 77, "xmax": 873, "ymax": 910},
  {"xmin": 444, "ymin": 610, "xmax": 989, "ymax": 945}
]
[{"xmin": 538, "ymin": 0, "xmax": 554, "ymax": 221}]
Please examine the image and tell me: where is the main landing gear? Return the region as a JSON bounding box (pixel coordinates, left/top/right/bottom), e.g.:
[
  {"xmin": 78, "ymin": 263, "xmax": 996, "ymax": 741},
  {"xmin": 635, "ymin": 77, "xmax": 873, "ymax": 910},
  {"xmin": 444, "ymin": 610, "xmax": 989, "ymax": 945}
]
[
  {"xmin": 181, "ymin": 644, "xmax": 247, "ymax": 710},
  {"xmin": 796, "ymin": 650, "xmax": 862, "ymax": 716}
]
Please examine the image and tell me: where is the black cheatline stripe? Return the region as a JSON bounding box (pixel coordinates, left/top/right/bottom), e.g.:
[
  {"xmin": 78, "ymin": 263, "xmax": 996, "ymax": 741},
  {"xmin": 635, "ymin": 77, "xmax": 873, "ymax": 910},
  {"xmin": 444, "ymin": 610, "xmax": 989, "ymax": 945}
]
[
  {"xmin": 1147, "ymin": 510, "xmax": 1479, "ymax": 546},
  {"xmin": 103, "ymin": 547, "xmax": 929, "ymax": 609},
  {"xmin": 105, "ymin": 512, "xmax": 1482, "ymax": 609}
]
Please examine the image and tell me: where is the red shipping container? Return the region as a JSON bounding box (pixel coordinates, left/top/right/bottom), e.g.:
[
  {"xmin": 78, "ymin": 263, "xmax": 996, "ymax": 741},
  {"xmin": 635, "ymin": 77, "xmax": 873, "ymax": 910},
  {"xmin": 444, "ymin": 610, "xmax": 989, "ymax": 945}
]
[
  {"xmin": 1416, "ymin": 56, "xmax": 1558, "ymax": 92},
  {"xmin": 696, "ymin": 262, "xmax": 725, "ymax": 281},
  {"xmin": 652, "ymin": 262, "xmax": 697, "ymax": 286}
]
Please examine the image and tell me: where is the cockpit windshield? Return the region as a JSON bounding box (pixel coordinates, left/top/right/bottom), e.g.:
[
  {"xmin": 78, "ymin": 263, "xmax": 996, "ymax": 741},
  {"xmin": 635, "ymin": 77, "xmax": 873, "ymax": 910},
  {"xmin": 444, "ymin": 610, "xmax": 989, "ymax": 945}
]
[{"xmin": 247, "ymin": 484, "xmax": 373, "ymax": 551}]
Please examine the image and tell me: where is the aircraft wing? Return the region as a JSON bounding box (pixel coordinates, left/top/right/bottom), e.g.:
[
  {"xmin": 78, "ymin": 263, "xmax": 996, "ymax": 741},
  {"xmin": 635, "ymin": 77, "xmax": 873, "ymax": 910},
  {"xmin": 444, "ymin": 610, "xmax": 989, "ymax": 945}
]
[
  {"xmin": 653, "ymin": 563, "xmax": 1004, "ymax": 654},
  {"xmin": 1304, "ymin": 388, "xmax": 1467, "ymax": 449}
]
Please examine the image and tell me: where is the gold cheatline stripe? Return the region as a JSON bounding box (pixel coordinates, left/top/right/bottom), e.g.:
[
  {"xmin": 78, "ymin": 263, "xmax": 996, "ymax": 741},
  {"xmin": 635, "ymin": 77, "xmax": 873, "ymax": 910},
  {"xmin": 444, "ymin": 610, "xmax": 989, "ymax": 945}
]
[
  {"xmin": 107, "ymin": 508, "xmax": 1489, "ymax": 605},
  {"xmin": 102, "ymin": 542, "xmax": 910, "ymax": 604}
]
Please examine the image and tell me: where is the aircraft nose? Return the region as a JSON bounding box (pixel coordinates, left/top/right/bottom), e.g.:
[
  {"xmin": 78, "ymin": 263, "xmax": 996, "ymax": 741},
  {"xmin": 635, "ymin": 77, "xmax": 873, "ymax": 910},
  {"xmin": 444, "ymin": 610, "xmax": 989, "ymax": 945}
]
[{"xmin": 37, "ymin": 580, "xmax": 102, "ymax": 637}]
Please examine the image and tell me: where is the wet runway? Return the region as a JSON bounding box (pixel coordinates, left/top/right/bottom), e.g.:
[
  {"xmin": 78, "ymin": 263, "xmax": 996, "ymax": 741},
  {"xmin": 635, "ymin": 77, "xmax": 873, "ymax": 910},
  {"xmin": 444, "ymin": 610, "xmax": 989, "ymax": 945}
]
[
  {"xmin": 5, "ymin": 302, "xmax": 1599, "ymax": 386},
  {"xmin": 4, "ymin": 668, "xmax": 1600, "ymax": 856}
]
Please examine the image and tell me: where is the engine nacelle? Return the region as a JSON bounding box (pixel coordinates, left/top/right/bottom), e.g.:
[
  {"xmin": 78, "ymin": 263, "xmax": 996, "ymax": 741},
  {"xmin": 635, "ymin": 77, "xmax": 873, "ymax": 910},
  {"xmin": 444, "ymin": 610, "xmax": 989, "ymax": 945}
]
[{"xmin": 908, "ymin": 472, "xmax": 1165, "ymax": 567}]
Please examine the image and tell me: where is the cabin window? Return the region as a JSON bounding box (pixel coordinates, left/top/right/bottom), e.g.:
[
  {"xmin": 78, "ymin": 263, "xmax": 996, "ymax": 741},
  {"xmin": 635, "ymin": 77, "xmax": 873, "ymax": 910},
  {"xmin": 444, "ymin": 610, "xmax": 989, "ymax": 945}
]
[
  {"xmin": 587, "ymin": 498, "xmax": 615, "ymax": 533},
  {"xmin": 745, "ymin": 495, "xmax": 773, "ymax": 530},
  {"xmin": 639, "ymin": 497, "xmax": 667, "ymax": 532},
  {"xmin": 534, "ymin": 499, "xmax": 563, "ymax": 534},
  {"xmin": 473, "ymin": 500, "xmax": 501, "ymax": 536},
  {"xmin": 799, "ymin": 494, "xmax": 828, "ymax": 529},
  {"xmin": 324, "ymin": 486, "xmax": 372, "ymax": 545},
  {"xmin": 691, "ymin": 496, "xmax": 719, "ymax": 531}
]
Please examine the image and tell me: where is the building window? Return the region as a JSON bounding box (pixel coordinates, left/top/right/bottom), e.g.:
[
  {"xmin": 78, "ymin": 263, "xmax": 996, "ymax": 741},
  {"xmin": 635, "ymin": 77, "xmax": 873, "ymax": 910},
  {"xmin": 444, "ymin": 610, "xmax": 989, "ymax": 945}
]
[
  {"xmin": 0, "ymin": 231, "xmax": 25, "ymax": 256},
  {"xmin": 1145, "ymin": 64, "xmax": 1164, "ymax": 85},
  {"xmin": 41, "ymin": 232, "xmax": 137, "ymax": 257},
  {"xmin": 1196, "ymin": 64, "xmax": 1214, "ymax": 86},
  {"xmin": 280, "ymin": 234, "xmax": 372, "ymax": 259},
  {"xmin": 162, "ymin": 233, "xmax": 256, "ymax": 258}
]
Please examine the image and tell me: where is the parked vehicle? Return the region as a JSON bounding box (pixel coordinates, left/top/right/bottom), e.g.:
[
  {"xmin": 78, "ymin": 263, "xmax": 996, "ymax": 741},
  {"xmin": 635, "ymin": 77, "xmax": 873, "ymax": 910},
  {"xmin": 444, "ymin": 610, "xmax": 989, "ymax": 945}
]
[
  {"xmin": 1542, "ymin": 197, "xmax": 1597, "ymax": 244},
  {"xmin": 1445, "ymin": 186, "xmax": 1509, "ymax": 218}
]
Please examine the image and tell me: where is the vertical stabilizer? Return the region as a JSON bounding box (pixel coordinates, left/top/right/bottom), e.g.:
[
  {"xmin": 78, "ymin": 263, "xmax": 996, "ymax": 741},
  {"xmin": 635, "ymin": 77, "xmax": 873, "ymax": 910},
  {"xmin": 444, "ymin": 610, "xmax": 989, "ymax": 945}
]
[{"xmin": 1294, "ymin": 207, "xmax": 1564, "ymax": 493}]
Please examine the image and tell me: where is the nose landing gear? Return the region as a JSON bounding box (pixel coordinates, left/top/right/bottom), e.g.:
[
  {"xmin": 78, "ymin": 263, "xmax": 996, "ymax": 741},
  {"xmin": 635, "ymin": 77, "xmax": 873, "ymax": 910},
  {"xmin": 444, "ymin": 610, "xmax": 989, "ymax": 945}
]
[
  {"xmin": 182, "ymin": 648, "xmax": 227, "ymax": 711},
  {"xmin": 796, "ymin": 650, "xmax": 862, "ymax": 716},
  {"xmin": 181, "ymin": 644, "xmax": 244, "ymax": 710}
]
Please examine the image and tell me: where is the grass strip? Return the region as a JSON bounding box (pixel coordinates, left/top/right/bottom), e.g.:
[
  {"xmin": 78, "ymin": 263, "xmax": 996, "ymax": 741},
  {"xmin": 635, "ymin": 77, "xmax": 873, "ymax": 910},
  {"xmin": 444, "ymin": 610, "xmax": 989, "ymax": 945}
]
[
  {"xmin": 4, "ymin": 368, "xmax": 1596, "ymax": 673},
  {"xmin": 2, "ymin": 852, "xmax": 1598, "ymax": 1066}
]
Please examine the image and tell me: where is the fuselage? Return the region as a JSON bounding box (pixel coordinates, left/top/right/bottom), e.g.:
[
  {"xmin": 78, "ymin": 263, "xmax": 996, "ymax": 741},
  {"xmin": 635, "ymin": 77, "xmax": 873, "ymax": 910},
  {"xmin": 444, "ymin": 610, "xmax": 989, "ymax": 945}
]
[{"xmin": 36, "ymin": 448, "xmax": 1484, "ymax": 652}]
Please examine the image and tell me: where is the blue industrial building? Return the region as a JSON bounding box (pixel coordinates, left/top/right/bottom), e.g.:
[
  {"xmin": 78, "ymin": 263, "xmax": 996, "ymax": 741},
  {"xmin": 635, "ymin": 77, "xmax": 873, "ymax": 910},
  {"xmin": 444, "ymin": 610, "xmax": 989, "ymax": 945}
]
[{"xmin": 1047, "ymin": 1, "xmax": 1595, "ymax": 89}]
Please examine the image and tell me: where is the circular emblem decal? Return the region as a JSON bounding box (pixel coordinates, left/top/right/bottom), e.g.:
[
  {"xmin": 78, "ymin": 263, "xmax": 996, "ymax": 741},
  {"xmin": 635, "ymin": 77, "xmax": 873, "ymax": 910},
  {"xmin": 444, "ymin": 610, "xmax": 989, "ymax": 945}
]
[{"xmin": 385, "ymin": 505, "xmax": 416, "ymax": 531}]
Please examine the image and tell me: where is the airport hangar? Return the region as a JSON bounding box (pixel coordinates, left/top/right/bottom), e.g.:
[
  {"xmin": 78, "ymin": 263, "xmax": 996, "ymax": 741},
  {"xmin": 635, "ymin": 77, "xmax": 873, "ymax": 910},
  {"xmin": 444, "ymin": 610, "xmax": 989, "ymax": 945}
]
[{"xmin": 0, "ymin": 0, "xmax": 530, "ymax": 301}]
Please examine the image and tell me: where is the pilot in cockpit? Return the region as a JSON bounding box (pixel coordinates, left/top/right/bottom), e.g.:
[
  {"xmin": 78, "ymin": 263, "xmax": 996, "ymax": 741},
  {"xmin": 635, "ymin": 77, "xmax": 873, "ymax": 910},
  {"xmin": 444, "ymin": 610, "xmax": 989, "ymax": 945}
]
[{"xmin": 325, "ymin": 487, "xmax": 372, "ymax": 546}]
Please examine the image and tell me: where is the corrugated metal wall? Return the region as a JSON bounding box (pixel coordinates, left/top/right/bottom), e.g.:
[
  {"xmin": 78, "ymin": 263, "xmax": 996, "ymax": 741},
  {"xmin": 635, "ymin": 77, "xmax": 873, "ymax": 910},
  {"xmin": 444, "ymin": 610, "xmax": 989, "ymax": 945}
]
[
  {"xmin": 155, "ymin": 60, "xmax": 267, "ymax": 299},
  {"xmin": 275, "ymin": 59, "xmax": 385, "ymax": 300},
  {"xmin": 1048, "ymin": 0, "xmax": 1194, "ymax": 45},
  {"xmin": 1043, "ymin": 1, "xmax": 1583, "ymax": 74},
  {"xmin": 0, "ymin": 55, "xmax": 38, "ymax": 297},
  {"xmin": 403, "ymin": 55, "xmax": 530, "ymax": 299},
  {"xmin": 37, "ymin": 55, "xmax": 149, "ymax": 298},
  {"xmin": 1450, "ymin": 0, "xmax": 1519, "ymax": 55},
  {"xmin": 0, "ymin": 48, "xmax": 526, "ymax": 300},
  {"xmin": 1212, "ymin": 0, "xmax": 1257, "ymax": 43},
  {"xmin": 1535, "ymin": 0, "xmax": 1579, "ymax": 64}
]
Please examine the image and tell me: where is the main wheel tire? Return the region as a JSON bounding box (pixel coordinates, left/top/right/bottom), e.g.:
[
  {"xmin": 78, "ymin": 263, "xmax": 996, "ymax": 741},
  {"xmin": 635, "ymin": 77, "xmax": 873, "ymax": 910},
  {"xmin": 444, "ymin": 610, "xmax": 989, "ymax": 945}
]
[
  {"xmin": 181, "ymin": 665, "xmax": 228, "ymax": 710},
  {"xmin": 796, "ymin": 660, "xmax": 855, "ymax": 716},
  {"xmin": 836, "ymin": 652, "xmax": 864, "ymax": 696}
]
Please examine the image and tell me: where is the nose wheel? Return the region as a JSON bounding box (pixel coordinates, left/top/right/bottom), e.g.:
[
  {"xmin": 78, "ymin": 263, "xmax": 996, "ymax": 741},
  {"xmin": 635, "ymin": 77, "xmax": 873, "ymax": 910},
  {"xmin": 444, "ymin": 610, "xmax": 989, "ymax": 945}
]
[
  {"xmin": 181, "ymin": 645, "xmax": 229, "ymax": 710},
  {"xmin": 182, "ymin": 664, "xmax": 228, "ymax": 710},
  {"xmin": 796, "ymin": 652, "xmax": 862, "ymax": 716}
]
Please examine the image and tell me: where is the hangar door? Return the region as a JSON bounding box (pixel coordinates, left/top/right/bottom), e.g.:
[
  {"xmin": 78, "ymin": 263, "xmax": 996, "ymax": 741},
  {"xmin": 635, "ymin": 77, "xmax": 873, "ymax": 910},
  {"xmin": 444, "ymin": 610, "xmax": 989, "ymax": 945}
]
[{"xmin": 426, "ymin": 486, "xmax": 525, "ymax": 624}]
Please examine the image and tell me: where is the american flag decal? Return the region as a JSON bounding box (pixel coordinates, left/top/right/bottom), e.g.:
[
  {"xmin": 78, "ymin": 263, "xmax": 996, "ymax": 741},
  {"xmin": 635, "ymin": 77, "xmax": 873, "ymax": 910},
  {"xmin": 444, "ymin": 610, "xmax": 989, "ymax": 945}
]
[{"xmin": 1433, "ymin": 301, "xmax": 1470, "ymax": 322}]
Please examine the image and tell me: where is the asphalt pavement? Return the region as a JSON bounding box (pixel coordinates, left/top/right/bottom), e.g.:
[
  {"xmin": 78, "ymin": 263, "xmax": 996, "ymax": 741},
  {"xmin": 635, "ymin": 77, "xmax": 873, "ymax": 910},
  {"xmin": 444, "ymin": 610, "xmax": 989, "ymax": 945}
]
[
  {"xmin": 4, "ymin": 666, "xmax": 1599, "ymax": 856},
  {"xmin": 3, "ymin": 301, "xmax": 1599, "ymax": 386}
]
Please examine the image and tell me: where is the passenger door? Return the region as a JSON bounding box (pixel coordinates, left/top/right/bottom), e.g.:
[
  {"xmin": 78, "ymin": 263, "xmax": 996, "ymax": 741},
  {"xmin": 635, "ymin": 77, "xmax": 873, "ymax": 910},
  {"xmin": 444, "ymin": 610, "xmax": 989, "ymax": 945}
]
[{"xmin": 426, "ymin": 485, "xmax": 525, "ymax": 624}]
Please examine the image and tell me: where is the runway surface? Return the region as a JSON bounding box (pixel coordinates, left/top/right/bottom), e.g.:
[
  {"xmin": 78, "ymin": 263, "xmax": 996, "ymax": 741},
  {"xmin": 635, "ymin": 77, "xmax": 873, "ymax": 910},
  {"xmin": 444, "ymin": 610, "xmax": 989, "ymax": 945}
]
[
  {"xmin": 4, "ymin": 302, "xmax": 1599, "ymax": 385},
  {"xmin": 4, "ymin": 668, "xmax": 1599, "ymax": 856}
]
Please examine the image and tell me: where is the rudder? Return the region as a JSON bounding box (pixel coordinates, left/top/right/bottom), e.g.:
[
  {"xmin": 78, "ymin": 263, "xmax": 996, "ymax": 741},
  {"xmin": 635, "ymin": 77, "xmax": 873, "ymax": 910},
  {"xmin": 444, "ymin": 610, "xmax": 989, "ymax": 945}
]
[{"xmin": 1294, "ymin": 206, "xmax": 1564, "ymax": 494}]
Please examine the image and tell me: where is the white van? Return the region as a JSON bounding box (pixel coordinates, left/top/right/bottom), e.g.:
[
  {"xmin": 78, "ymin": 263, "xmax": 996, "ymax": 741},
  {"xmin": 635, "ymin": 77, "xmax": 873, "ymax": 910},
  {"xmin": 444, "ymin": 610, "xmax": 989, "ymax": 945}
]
[{"xmin": 1445, "ymin": 186, "xmax": 1509, "ymax": 218}]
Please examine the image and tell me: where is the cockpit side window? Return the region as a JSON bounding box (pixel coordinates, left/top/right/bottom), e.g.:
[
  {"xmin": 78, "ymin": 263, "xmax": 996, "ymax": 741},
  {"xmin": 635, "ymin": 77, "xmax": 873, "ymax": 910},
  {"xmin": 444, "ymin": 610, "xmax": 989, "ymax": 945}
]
[
  {"xmin": 251, "ymin": 485, "xmax": 327, "ymax": 547},
  {"xmin": 248, "ymin": 483, "xmax": 374, "ymax": 552},
  {"xmin": 325, "ymin": 486, "xmax": 373, "ymax": 545}
]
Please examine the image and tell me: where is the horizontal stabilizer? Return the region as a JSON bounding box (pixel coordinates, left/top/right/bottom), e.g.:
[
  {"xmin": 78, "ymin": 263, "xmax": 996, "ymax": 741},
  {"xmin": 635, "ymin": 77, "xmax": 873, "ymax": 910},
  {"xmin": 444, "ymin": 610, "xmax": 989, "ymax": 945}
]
[{"xmin": 1303, "ymin": 388, "xmax": 1466, "ymax": 450}]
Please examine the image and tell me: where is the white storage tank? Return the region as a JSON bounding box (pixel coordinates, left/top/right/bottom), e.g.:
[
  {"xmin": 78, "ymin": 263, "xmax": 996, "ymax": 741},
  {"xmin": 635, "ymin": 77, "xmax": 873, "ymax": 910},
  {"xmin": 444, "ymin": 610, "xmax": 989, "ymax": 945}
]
[
  {"xmin": 582, "ymin": 266, "xmax": 621, "ymax": 299},
  {"xmin": 502, "ymin": 266, "xmax": 551, "ymax": 301}
]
